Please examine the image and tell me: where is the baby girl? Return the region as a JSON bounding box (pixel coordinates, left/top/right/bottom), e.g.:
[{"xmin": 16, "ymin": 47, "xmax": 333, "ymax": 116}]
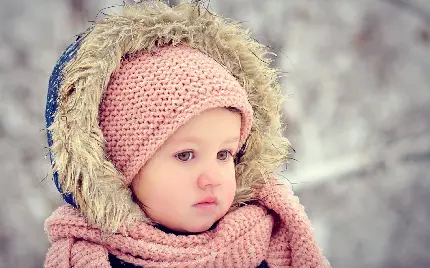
[{"xmin": 44, "ymin": 1, "xmax": 330, "ymax": 267}]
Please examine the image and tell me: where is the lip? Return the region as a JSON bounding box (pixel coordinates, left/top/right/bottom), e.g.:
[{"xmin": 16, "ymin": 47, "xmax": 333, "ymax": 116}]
[
  {"xmin": 194, "ymin": 196, "xmax": 218, "ymax": 206},
  {"xmin": 193, "ymin": 196, "xmax": 218, "ymax": 212}
]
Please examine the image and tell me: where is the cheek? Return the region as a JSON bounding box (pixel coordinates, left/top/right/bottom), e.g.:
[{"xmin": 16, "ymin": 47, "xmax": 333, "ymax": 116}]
[
  {"xmin": 133, "ymin": 168, "xmax": 187, "ymax": 207},
  {"xmin": 131, "ymin": 177, "xmax": 150, "ymax": 205},
  {"xmin": 223, "ymin": 165, "xmax": 237, "ymax": 199}
]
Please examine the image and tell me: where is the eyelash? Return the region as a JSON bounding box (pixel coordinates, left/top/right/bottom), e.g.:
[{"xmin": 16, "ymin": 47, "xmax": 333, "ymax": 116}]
[{"xmin": 174, "ymin": 150, "xmax": 235, "ymax": 162}]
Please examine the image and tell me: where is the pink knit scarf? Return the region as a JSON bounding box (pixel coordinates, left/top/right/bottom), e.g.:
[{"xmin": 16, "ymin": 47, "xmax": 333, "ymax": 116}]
[{"xmin": 44, "ymin": 183, "xmax": 330, "ymax": 268}]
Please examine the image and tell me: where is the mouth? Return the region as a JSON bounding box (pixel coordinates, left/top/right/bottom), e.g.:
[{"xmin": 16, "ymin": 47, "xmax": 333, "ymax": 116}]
[{"xmin": 193, "ymin": 196, "xmax": 218, "ymax": 207}]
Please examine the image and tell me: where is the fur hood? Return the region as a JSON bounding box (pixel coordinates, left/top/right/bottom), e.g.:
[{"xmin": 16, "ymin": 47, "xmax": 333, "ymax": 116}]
[{"xmin": 45, "ymin": 1, "xmax": 291, "ymax": 232}]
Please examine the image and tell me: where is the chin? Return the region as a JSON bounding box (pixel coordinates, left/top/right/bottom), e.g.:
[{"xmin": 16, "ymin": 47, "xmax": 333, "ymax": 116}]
[
  {"xmin": 160, "ymin": 220, "xmax": 215, "ymax": 234},
  {"xmin": 161, "ymin": 211, "xmax": 227, "ymax": 234},
  {"xmin": 184, "ymin": 222, "xmax": 214, "ymax": 233}
]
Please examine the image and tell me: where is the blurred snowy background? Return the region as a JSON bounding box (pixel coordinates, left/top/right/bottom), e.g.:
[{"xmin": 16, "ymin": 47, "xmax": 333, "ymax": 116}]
[{"xmin": 0, "ymin": 0, "xmax": 429, "ymax": 267}]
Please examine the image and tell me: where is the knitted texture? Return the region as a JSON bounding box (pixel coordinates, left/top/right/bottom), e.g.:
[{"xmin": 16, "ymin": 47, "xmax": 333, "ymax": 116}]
[
  {"xmin": 45, "ymin": 181, "xmax": 330, "ymax": 268},
  {"xmin": 99, "ymin": 45, "xmax": 253, "ymax": 184}
]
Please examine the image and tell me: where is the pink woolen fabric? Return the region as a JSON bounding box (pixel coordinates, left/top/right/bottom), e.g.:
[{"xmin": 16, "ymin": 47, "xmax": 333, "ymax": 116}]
[
  {"xmin": 45, "ymin": 181, "xmax": 330, "ymax": 268},
  {"xmin": 99, "ymin": 45, "xmax": 253, "ymax": 184}
]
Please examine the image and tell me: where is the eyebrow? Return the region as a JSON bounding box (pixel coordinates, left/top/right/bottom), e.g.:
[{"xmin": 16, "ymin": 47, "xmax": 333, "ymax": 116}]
[
  {"xmin": 223, "ymin": 137, "xmax": 240, "ymax": 144},
  {"xmin": 173, "ymin": 136, "xmax": 240, "ymax": 144}
]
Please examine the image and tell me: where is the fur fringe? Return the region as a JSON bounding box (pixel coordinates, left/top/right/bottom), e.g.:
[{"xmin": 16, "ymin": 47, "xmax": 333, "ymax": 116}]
[{"xmin": 49, "ymin": 0, "xmax": 291, "ymax": 232}]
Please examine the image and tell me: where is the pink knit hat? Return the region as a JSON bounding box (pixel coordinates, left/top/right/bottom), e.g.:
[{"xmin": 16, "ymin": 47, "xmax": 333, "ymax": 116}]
[{"xmin": 99, "ymin": 45, "xmax": 253, "ymax": 184}]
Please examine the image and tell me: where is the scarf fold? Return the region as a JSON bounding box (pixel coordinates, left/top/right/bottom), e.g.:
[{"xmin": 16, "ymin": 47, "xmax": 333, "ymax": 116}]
[{"xmin": 44, "ymin": 182, "xmax": 330, "ymax": 268}]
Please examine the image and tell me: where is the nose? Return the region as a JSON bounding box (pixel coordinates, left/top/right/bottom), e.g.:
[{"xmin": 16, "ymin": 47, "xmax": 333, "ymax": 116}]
[{"xmin": 197, "ymin": 163, "xmax": 223, "ymax": 189}]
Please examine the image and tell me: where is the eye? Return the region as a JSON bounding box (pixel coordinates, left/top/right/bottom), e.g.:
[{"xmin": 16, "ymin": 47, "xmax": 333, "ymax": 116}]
[
  {"xmin": 217, "ymin": 150, "xmax": 232, "ymax": 161},
  {"xmin": 175, "ymin": 151, "xmax": 194, "ymax": 162}
]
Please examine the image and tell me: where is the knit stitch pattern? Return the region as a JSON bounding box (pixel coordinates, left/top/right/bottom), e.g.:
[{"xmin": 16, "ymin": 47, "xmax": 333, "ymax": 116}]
[
  {"xmin": 70, "ymin": 241, "xmax": 110, "ymax": 267},
  {"xmin": 45, "ymin": 181, "xmax": 330, "ymax": 268},
  {"xmin": 99, "ymin": 45, "xmax": 253, "ymax": 184}
]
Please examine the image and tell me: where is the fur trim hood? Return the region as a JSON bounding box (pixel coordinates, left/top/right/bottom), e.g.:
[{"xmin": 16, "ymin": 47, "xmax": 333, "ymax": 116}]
[{"xmin": 45, "ymin": 1, "xmax": 291, "ymax": 232}]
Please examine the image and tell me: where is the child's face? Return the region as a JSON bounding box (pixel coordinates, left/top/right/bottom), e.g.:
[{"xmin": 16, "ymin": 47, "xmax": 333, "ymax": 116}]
[{"xmin": 131, "ymin": 107, "xmax": 242, "ymax": 233}]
